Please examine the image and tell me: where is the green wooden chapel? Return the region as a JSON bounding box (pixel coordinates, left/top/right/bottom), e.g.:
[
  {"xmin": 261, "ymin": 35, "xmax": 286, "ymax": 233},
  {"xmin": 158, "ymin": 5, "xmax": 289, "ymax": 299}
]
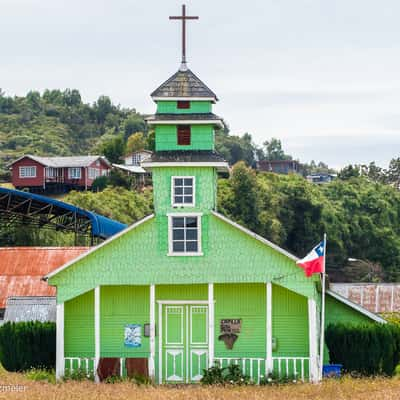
[{"xmin": 45, "ymin": 5, "xmax": 385, "ymax": 384}]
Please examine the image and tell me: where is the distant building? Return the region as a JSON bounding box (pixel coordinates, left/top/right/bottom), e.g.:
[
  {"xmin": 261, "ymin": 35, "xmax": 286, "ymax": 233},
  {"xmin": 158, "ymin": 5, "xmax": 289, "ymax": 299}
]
[
  {"xmin": 330, "ymin": 283, "xmax": 400, "ymax": 314},
  {"xmin": 123, "ymin": 150, "xmax": 153, "ymax": 166},
  {"xmin": 306, "ymin": 174, "xmax": 337, "ymax": 184},
  {"xmin": 257, "ymin": 159, "xmax": 300, "ymax": 174},
  {"xmin": 9, "ymin": 155, "xmax": 111, "ymax": 192},
  {"xmin": 0, "ymin": 247, "xmax": 89, "ymax": 325},
  {"xmin": 113, "ymin": 150, "xmax": 153, "ymax": 186},
  {"xmin": 4, "ymin": 296, "xmax": 56, "ymax": 323}
]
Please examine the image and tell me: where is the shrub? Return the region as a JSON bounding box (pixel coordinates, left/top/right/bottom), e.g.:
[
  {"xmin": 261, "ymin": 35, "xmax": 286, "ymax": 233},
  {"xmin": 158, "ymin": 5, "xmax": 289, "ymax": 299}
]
[
  {"xmin": 325, "ymin": 323, "xmax": 400, "ymax": 376},
  {"xmin": 0, "ymin": 321, "xmax": 56, "ymax": 372},
  {"xmin": 25, "ymin": 368, "xmax": 56, "ymax": 384},
  {"xmin": 63, "ymin": 368, "xmax": 94, "ymax": 382},
  {"xmin": 201, "ymin": 363, "xmax": 250, "ymax": 385}
]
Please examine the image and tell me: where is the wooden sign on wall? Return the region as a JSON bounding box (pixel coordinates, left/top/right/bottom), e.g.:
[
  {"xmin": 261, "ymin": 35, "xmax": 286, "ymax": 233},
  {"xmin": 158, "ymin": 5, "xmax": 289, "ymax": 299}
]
[{"xmin": 220, "ymin": 319, "xmax": 242, "ymax": 334}]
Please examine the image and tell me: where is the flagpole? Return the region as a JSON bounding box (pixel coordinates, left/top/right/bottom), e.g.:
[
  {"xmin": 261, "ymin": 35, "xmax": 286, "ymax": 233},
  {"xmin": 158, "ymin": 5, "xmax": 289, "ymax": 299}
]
[{"xmin": 319, "ymin": 233, "xmax": 327, "ymax": 381}]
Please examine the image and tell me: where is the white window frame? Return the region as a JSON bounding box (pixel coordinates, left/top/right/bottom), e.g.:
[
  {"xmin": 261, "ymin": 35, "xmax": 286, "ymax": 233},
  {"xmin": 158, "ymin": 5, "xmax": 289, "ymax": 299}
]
[
  {"xmin": 171, "ymin": 176, "xmax": 195, "ymax": 207},
  {"xmin": 19, "ymin": 166, "xmax": 36, "ymax": 178},
  {"xmin": 45, "ymin": 167, "xmax": 57, "ymax": 178},
  {"xmin": 167, "ymin": 213, "xmax": 203, "ymax": 256},
  {"xmin": 68, "ymin": 167, "xmax": 81, "ymax": 179},
  {"xmin": 88, "ymin": 167, "xmax": 100, "ymax": 180},
  {"xmin": 132, "ymin": 153, "xmax": 141, "ymax": 166}
]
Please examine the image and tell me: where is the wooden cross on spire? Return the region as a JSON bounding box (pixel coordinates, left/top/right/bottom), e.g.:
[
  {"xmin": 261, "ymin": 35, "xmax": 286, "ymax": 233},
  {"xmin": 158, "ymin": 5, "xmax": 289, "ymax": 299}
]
[{"xmin": 169, "ymin": 4, "xmax": 199, "ymax": 69}]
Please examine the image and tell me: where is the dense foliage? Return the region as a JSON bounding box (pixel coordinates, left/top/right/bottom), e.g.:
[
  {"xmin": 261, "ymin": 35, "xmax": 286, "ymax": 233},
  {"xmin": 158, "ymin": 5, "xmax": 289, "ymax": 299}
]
[
  {"xmin": 64, "ymin": 186, "xmax": 153, "ymax": 225},
  {"xmin": 325, "ymin": 323, "xmax": 400, "ymax": 376},
  {"xmin": 0, "ymin": 89, "xmax": 146, "ymax": 179},
  {"xmin": 219, "ymin": 162, "xmax": 400, "ymax": 281},
  {"xmin": 0, "ymin": 321, "xmax": 56, "ymax": 371}
]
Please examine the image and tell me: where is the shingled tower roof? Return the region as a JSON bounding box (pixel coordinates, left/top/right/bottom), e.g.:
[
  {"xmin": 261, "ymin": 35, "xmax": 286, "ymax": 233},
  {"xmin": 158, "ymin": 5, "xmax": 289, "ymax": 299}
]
[{"xmin": 151, "ymin": 68, "xmax": 218, "ymax": 102}]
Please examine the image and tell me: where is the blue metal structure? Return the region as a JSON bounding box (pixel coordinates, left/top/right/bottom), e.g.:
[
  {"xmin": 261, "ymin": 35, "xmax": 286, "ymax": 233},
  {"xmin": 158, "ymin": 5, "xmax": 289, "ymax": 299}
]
[{"xmin": 0, "ymin": 187, "xmax": 127, "ymax": 241}]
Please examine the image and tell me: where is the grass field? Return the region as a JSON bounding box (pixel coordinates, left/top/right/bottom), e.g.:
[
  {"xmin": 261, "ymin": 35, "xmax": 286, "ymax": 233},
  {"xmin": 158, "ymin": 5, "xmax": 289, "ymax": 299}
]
[{"xmin": 1, "ymin": 368, "xmax": 400, "ymax": 400}]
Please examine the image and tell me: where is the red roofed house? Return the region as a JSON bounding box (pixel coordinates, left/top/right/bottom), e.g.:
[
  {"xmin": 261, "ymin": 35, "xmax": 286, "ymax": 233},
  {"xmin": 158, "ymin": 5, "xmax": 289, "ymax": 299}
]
[
  {"xmin": 0, "ymin": 247, "xmax": 89, "ymax": 323},
  {"xmin": 9, "ymin": 155, "xmax": 111, "ymax": 193}
]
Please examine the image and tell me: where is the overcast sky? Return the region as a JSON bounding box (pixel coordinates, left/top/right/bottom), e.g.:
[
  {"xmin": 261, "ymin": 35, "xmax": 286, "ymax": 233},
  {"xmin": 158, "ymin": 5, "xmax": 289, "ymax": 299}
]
[{"xmin": 1, "ymin": 0, "xmax": 400, "ymax": 168}]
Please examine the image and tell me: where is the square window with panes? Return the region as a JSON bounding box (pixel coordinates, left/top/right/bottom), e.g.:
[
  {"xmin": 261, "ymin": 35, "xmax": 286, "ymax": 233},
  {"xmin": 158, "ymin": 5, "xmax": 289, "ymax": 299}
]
[
  {"xmin": 170, "ymin": 216, "xmax": 201, "ymax": 254},
  {"xmin": 172, "ymin": 177, "xmax": 194, "ymax": 207},
  {"xmin": 177, "ymin": 125, "xmax": 191, "ymax": 145}
]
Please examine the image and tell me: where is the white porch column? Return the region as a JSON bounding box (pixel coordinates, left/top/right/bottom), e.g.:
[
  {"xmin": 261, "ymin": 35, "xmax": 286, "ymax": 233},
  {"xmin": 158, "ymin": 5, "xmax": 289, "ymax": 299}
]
[
  {"xmin": 94, "ymin": 286, "xmax": 100, "ymax": 383},
  {"xmin": 56, "ymin": 302, "xmax": 64, "ymax": 380},
  {"xmin": 266, "ymin": 282, "xmax": 273, "ymax": 375},
  {"xmin": 208, "ymin": 283, "xmax": 214, "ymax": 368},
  {"xmin": 308, "ymin": 298, "xmax": 319, "ymax": 383},
  {"xmin": 149, "ymin": 284, "xmax": 156, "ymax": 379}
]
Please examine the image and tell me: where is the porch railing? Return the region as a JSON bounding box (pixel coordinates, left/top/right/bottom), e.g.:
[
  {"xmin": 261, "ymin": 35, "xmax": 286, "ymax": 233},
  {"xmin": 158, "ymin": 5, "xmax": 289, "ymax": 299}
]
[
  {"xmin": 64, "ymin": 356, "xmax": 310, "ymax": 383},
  {"xmin": 64, "ymin": 357, "xmax": 130, "ymax": 378},
  {"xmin": 64, "ymin": 357, "xmax": 96, "ymax": 376},
  {"xmin": 214, "ymin": 356, "xmax": 310, "ymax": 383}
]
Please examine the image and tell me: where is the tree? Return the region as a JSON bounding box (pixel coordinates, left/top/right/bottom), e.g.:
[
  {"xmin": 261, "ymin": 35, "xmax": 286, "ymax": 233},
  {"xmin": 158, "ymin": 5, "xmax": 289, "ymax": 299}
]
[
  {"xmin": 215, "ymin": 131, "xmax": 256, "ymax": 166},
  {"xmin": 263, "ymin": 138, "xmax": 292, "ymax": 161},
  {"xmin": 342, "ymin": 259, "xmax": 385, "ymax": 283},
  {"xmin": 123, "ymin": 115, "xmax": 146, "ymax": 140},
  {"xmin": 387, "ymin": 158, "xmax": 400, "ymax": 189},
  {"xmin": 94, "ymin": 95, "xmax": 114, "ymax": 124},
  {"xmin": 126, "ymin": 132, "xmax": 146, "ymax": 154},
  {"xmin": 338, "ymin": 164, "xmax": 360, "ymax": 180},
  {"xmin": 230, "ymin": 161, "xmax": 259, "ymax": 231},
  {"xmin": 99, "ymin": 133, "xmax": 125, "ymax": 163}
]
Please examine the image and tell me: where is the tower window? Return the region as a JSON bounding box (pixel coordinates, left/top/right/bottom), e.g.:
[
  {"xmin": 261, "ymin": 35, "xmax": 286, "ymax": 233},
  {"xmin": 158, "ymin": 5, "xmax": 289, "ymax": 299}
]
[
  {"xmin": 172, "ymin": 176, "xmax": 195, "ymax": 207},
  {"xmin": 177, "ymin": 125, "xmax": 191, "ymax": 145},
  {"xmin": 177, "ymin": 100, "xmax": 190, "ymax": 109},
  {"xmin": 168, "ymin": 214, "xmax": 202, "ymax": 255}
]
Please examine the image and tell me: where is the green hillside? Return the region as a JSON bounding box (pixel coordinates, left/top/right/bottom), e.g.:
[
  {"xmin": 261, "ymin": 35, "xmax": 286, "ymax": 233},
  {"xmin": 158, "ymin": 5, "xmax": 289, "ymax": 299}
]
[{"xmin": 0, "ymin": 89, "xmax": 146, "ymax": 179}]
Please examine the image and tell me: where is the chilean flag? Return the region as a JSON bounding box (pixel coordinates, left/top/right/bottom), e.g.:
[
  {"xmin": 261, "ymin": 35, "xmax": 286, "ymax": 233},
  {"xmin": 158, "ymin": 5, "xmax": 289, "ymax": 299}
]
[{"xmin": 296, "ymin": 241, "xmax": 325, "ymax": 277}]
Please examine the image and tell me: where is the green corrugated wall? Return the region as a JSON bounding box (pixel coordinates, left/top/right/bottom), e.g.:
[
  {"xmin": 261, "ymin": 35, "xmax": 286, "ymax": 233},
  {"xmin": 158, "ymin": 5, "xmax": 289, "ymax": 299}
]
[
  {"xmin": 155, "ymin": 125, "xmax": 214, "ymax": 151},
  {"xmin": 157, "ymin": 101, "xmax": 212, "ymax": 114},
  {"xmin": 64, "ymin": 290, "xmax": 94, "ymax": 357},
  {"xmin": 325, "ymin": 295, "xmax": 374, "ymax": 326},
  {"xmin": 101, "ymin": 286, "xmax": 150, "ymax": 358},
  {"xmin": 215, "ymin": 283, "xmax": 266, "ymax": 358},
  {"xmin": 272, "ymin": 285, "xmax": 309, "ymax": 356}
]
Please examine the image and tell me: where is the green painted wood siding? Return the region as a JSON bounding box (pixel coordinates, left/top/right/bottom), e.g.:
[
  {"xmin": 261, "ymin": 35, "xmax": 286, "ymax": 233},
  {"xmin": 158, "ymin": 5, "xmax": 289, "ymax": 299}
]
[
  {"xmin": 100, "ymin": 286, "xmax": 150, "ymax": 357},
  {"xmin": 323, "ymin": 295, "xmax": 376, "ymax": 363},
  {"xmin": 156, "ymin": 284, "xmax": 208, "ymax": 300},
  {"xmin": 325, "ymin": 295, "xmax": 373, "ymax": 326},
  {"xmin": 155, "ymin": 125, "xmax": 214, "ymax": 151},
  {"xmin": 214, "ymin": 283, "xmax": 266, "ymax": 358},
  {"xmin": 272, "ymin": 285, "xmax": 309, "ymax": 357},
  {"xmin": 157, "ymin": 101, "xmax": 212, "ymax": 114},
  {"xmin": 152, "ymin": 167, "xmax": 217, "ymax": 215},
  {"xmin": 51, "ymin": 214, "xmax": 317, "ymax": 304},
  {"xmin": 64, "ymin": 290, "xmax": 94, "ymax": 357}
]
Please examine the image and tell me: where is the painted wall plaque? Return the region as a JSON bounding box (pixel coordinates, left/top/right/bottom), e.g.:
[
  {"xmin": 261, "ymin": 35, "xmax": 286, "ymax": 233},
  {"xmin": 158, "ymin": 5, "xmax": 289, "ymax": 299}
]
[
  {"xmin": 124, "ymin": 324, "xmax": 142, "ymax": 348},
  {"xmin": 220, "ymin": 319, "xmax": 242, "ymax": 334}
]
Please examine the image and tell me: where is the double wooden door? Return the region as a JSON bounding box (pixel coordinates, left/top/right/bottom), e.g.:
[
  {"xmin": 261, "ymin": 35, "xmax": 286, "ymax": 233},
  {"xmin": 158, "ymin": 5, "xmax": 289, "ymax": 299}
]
[{"xmin": 160, "ymin": 304, "xmax": 208, "ymax": 383}]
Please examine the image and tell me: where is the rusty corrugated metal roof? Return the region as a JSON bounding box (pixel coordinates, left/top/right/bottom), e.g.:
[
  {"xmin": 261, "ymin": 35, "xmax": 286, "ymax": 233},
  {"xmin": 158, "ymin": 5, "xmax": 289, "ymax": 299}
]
[
  {"xmin": 0, "ymin": 247, "xmax": 89, "ymax": 308},
  {"xmin": 331, "ymin": 283, "xmax": 400, "ymax": 313}
]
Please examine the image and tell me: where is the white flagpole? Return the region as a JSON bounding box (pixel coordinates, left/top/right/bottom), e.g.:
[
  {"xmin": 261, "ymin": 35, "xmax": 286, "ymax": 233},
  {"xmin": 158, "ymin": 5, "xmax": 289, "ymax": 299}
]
[{"xmin": 319, "ymin": 233, "xmax": 327, "ymax": 381}]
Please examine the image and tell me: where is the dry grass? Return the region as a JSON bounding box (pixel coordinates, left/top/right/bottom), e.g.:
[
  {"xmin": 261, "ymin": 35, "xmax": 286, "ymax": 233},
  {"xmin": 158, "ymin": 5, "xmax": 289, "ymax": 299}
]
[{"xmin": 1, "ymin": 368, "xmax": 400, "ymax": 400}]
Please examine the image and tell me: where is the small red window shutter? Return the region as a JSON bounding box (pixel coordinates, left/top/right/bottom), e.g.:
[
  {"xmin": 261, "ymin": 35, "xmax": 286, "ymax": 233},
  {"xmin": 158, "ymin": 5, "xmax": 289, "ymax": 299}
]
[
  {"xmin": 177, "ymin": 125, "xmax": 191, "ymax": 145},
  {"xmin": 177, "ymin": 101, "xmax": 190, "ymax": 109}
]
